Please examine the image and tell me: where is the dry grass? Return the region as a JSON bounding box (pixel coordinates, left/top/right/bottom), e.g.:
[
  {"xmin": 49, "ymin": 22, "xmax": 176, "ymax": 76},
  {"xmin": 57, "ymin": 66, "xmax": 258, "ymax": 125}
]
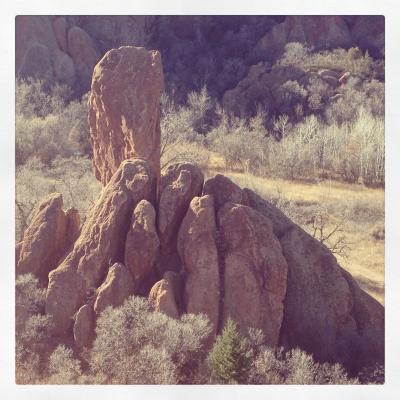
[{"xmin": 204, "ymin": 154, "xmax": 384, "ymax": 304}]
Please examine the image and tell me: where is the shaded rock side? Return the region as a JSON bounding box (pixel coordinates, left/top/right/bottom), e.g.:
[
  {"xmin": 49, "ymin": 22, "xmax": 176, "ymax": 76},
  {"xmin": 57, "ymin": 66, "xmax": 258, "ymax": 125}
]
[
  {"xmin": 158, "ymin": 163, "xmax": 204, "ymax": 272},
  {"xmin": 148, "ymin": 272, "xmax": 181, "ymax": 319},
  {"xmin": 218, "ymin": 203, "xmax": 288, "ymax": 347},
  {"xmin": 279, "ymin": 224, "xmax": 383, "ymax": 373},
  {"xmin": 89, "ymin": 46, "xmax": 164, "ymax": 186},
  {"xmin": 124, "ymin": 200, "xmax": 160, "ymax": 294},
  {"xmin": 177, "ymin": 195, "xmax": 220, "ymax": 336},
  {"xmin": 203, "ymin": 173, "xmax": 248, "ymax": 211},
  {"xmin": 46, "ymin": 159, "xmax": 155, "ymax": 335},
  {"xmin": 16, "ymin": 193, "xmax": 73, "ymax": 282},
  {"xmin": 94, "ymin": 263, "xmax": 135, "ymax": 315},
  {"xmin": 73, "ymin": 302, "xmax": 95, "ymax": 348},
  {"xmin": 245, "ymin": 187, "xmax": 384, "ymax": 371}
]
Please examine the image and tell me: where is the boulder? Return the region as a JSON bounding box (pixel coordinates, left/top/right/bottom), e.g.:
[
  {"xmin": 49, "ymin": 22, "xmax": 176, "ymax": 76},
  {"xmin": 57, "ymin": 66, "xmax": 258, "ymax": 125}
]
[
  {"xmin": 53, "ymin": 49, "xmax": 76, "ymax": 86},
  {"xmin": 73, "ymin": 302, "xmax": 95, "ymax": 348},
  {"xmin": 124, "ymin": 200, "xmax": 160, "ymax": 294},
  {"xmin": 158, "ymin": 163, "xmax": 204, "ymax": 272},
  {"xmin": 218, "ymin": 203, "xmax": 288, "ymax": 347},
  {"xmin": 177, "ymin": 195, "xmax": 220, "ymax": 336},
  {"xmin": 15, "ymin": 16, "xmax": 58, "ymax": 77},
  {"xmin": 52, "ymin": 17, "xmax": 68, "ymax": 52},
  {"xmin": 203, "ymin": 174, "xmax": 248, "ymax": 211},
  {"xmin": 89, "ymin": 46, "xmax": 164, "ymax": 186},
  {"xmin": 148, "ymin": 272, "xmax": 181, "ymax": 319},
  {"xmin": 46, "ymin": 159, "xmax": 156, "ymax": 335},
  {"xmin": 16, "ymin": 193, "xmax": 71, "ymax": 282},
  {"xmin": 67, "ymin": 26, "xmax": 100, "ymax": 90},
  {"xmin": 94, "ymin": 263, "xmax": 134, "ymax": 314},
  {"xmin": 18, "ymin": 42, "xmax": 54, "ymax": 82}
]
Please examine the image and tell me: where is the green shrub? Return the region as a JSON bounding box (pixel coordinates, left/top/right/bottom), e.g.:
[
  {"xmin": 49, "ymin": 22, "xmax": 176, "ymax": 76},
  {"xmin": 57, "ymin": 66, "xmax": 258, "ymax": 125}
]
[{"xmin": 207, "ymin": 318, "xmax": 252, "ymax": 384}]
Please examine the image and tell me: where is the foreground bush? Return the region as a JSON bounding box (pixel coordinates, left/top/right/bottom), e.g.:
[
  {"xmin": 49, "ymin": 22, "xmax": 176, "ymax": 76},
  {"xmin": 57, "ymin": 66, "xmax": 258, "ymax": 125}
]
[{"xmin": 90, "ymin": 296, "xmax": 213, "ymax": 384}]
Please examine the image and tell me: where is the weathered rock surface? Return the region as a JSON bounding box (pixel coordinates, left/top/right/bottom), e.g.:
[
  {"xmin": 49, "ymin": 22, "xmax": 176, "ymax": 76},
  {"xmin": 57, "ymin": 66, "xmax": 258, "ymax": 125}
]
[
  {"xmin": 46, "ymin": 159, "xmax": 156, "ymax": 334},
  {"xmin": 148, "ymin": 272, "xmax": 181, "ymax": 319},
  {"xmin": 218, "ymin": 203, "xmax": 288, "ymax": 347},
  {"xmin": 177, "ymin": 195, "xmax": 220, "ymax": 336},
  {"xmin": 89, "ymin": 46, "xmax": 164, "ymax": 186},
  {"xmin": 16, "ymin": 193, "xmax": 74, "ymax": 282},
  {"xmin": 73, "ymin": 302, "xmax": 95, "ymax": 348},
  {"xmin": 94, "ymin": 263, "xmax": 135, "ymax": 314},
  {"xmin": 158, "ymin": 163, "xmax": 204, "ymax": 272},
  {"xmin": 203, "ymin": 174, "xmax": 248, "ymax": 211},
  {"xmin": 52, "ymin": 17, "xmax": 68, "ymax": 52},
  {"xmin": 53, "ymin": 49, "xmax": 76, "ymax": 86},
  {"xmin": 124, "ymin": 200, "xmax": 160, "ymax": 293}
]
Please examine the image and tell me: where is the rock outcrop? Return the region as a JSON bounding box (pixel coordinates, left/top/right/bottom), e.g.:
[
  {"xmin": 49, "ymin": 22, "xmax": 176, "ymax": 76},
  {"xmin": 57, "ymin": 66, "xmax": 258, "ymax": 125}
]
[
  {"xmin": 148, "ymin": 272, "xmax": 181, "ymax": 319},
  {"xmin": 218, "ymin": 203, "xmax": 288, "ymax": 347},
  {"xmin": 158, "ymin": 163, "xmax": 204, "ymax": 272},
  {"xmin": 124, "ymin": 200, "xmax": 160, "ymax": 293},
  {"xmin": 177, "ymin": 195, "xmax": 221, "ymax": 336},
  {"xmin": 46, "ymin": 159, "xmax": 156, "ymax": 334},
  {"xmin": 94, "ymin": 263, "xmax": 135, "ymax": 314},
  {"xmin": 16, "ymin": 193, "xmax": 78, "ymax": 283},
  {"xmin": 89, "ymin": 46, "xmax": 164, "ymax": 186}
]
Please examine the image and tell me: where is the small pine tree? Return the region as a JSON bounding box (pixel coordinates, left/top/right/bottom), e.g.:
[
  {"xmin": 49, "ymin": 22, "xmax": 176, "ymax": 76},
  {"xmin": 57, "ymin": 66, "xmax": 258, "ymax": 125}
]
[{"xmin": 207, "ymin": 318, "xmax": 252, "ymax": 384}]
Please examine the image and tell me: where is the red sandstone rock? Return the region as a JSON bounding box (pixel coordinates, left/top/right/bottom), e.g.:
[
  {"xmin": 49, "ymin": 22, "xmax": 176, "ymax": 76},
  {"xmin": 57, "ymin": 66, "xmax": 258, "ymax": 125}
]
[
  {"xmin": 148, "ymin": 274, "xmax": 180, "ymax": 319},
  {"xmin": 177, "ymin": 195, "xmax": 220, "ymax": 336},
  {"xmin": 158, "ymin": 163, "xmax": 204, "ymax": 272},
  {"xmin": 73, "ymin": 302, "xmax": 95, "ymax": 348},
  {"xmin": 124, "ymin": 200, "xmax": 160, "ymax": 294},
  {"xmin": 46, "ymin": 159, "xmax": 156, "ymax": 335},
  {"xmin": 94, "ymin": 263, "xmax": 135, "ymax": 314},
  {"xmin": 52, "ymin": 17, "xmax": 68, "ymax": 53},
  {"xmin": 218, "ymin": 203, "xmax": 288, "ymax": 347},
  {"xmin": 89, "ymin": 46, "xmax": 164, "ymax": 186},
  {"xmin": 16, "ymin": 193, "xmax": 72, "ymax": 282}
]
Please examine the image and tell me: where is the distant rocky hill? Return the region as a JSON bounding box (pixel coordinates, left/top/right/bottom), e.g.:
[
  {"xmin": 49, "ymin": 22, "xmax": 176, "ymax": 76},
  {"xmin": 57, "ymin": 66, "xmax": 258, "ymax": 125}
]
[{"xmin": 16, "ymin": 15, "xmax": 384, "ymax": 103}]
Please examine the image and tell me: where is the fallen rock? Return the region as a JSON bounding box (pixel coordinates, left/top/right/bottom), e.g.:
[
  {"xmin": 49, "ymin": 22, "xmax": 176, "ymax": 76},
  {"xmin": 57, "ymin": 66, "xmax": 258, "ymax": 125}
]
[
  {"xmin": 89, "ymin": 46, "xmax": 164, "ymax": 186},
  {"xmin": 124, "ymin": 199, "xmax": 160, "ymax": 294},
  {"xmin": 73, "ymin": 302, "xmax": 95, "ymax": 348},
  {"xmin": 94, "ymin": 263, "xmax": 135, "ymax": 314},
  {"xmin": 158, "ymin": 163, "xmax": 204, "ymax": 272},
  {"xmin": 218, "ymin": 203, "xmax": 288, "ymax": 347},
  {"xmin": 177, "ymin": 195, "xmax": 220, "ymax": 336},
  {"xmin": 46, "ymin": 159, "xmax": 155, "ymax": 335},
  {"xmin": 16, "ymin": 193, "xmax": 71, "ymax": 282},
  {"xmin": 148, "ymin": 273, "xmax": 180, "ymax": 319}
]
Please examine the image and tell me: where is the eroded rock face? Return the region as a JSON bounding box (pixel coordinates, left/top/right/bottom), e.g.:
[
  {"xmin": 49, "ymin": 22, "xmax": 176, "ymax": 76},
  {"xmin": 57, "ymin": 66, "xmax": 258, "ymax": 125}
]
[
  {"xmin": 89, "ymin": 46, "xmax": 164, "ymax": 186},
  {"xmin": 158, "ymin": 163, "xmax": 204, "ymax": 272},
  {"xmin": 94, "ymin": 263, "xmax": 134, "ymax": 314},
  {"xmin": 218, "ymin": 203, "xmax": 288, "ymax": 347},
  {"xmin": 46, "ymin": 159, "xmax": 156, "ymax": 335},
  {"xmin": 16, "ymin": 193, "xmax": 74, "ymax": 282},
  {"xmin": 177, "ymin": 195, "xmax": 220, "ymax": 336},
  {"xmin": 148, "ymin": 272, "xmax": 181, "ymax": 319},
  {"xmin": 124, "ymin": 200, "xmax": 160, "ymax": 294}
]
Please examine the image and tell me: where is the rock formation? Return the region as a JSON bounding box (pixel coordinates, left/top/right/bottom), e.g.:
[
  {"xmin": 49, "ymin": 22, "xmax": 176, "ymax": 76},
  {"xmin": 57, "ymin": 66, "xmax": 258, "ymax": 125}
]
[
  {"xmin": 16, "ymin": 193, "xmax": 79, "ymax": 283},
  {"xmin": 16, "ymin": 44, "xmax": 384, "ymax": 374},
  {"xmin": 89, "ymin": 46, "xmax": 164, "ymax": 186},
  {"xmin": 46, "ymin": 158, "xmax": 156, "ymax": 334}
]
